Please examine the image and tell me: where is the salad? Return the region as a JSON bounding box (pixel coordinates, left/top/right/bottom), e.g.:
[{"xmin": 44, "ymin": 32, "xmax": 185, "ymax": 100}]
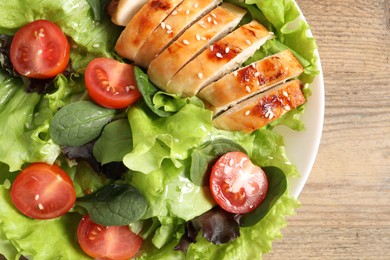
[{"xmin": 0, "ymin": 0, "xmax": 318, "ymax": 259}]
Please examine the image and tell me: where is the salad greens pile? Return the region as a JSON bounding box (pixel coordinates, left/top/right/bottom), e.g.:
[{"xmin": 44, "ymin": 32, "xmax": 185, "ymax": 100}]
[{"xmin": 0, "ymin": 0, "xmax": 318, "ymax": 259}]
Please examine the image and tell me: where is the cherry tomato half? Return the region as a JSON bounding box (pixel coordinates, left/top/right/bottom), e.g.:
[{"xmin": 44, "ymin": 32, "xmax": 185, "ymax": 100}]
[
  {"xmin": 10, "ymin": 163, "xmax": 76, "ymax": 219},
  {"xmin": 10, "ymin": 20, "xmax": 70, "ymax": 79},
  {"xmin": 210, "ymin": 151, "xmax": 268, "ymax": 214},
  {"xmin": 77, "ymin": 215, "xmax": 143, "ymax": 260},
  {"xmin": 85, "ymin": 58, "xmax": 141, "ymax": 109}
]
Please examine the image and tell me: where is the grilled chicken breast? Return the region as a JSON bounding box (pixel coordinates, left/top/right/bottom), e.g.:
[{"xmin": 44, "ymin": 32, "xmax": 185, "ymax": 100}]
[
  {"xmin": 135, "ymin": 0, "xmax": 222, "ymax": 68},
  {"xmin": 147, "ymin": 3, "xmax": 246, "ymax": 90},
  {"xmin": 115, "ymin": 0, "xmax": 184, "ymax": 61},
  {"xmin": 108, "ymin": 0, "xmax": 148, "ymax": 26},
  {"xmin": 166, "ymin": 20, "xmax": 273, "ymax": 97},
  {"xmin": 213, "ymin": 80, "xmax": 306, "ymax": 133},
  {"xmin": 198, "ymin": 50, "xmax": 304, "ymax": 114}
]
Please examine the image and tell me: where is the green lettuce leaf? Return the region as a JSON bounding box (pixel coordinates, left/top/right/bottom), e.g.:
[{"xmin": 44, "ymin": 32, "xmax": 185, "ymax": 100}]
[
  {"xmin": 123, "ymin": 104, "xmax": 213, "ymax": 173},
  {"xmin": 129, "ymin": 161, "xmax": 214, "ymax": 222},
  {"xmin": 246, "ymin": 0, "xmax": 318, "ymax": 83},
  {"xmin": 0, "ymin": 75, "xmax": 60, "ymax": 171},
  {"xmin": 185, "ymin": 194, "xmax": 299, "ymax": 259},
  {"xmin": 0, "ymin": 186, "xmax": 90, "ymax": 259},
  {"xmin": 138, "ymin": 194, "xmax": 299, "ymax": 259},
  {"xmin": 0, "ymin": 225, "xmax": 19, "ymax": 260},
  {"xmin": 0, "ymin": 0, "xmax": 122, "ymax": 69}
]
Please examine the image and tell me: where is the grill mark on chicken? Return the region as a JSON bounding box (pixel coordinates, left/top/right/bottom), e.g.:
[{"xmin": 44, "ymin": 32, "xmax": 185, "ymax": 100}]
[
  {"xmin": 147, "ymin": 3, "xmax": 247, "ymax": 90},
  {"xmin": 251, "ymin": 81, "xmax": 303, "ymax": 119},
  {"xmin": 114, "ymin": 0, "xmax": 183, "ymax": 61},
  {"xmin": 213, "ymin": 80, "xmax": 306, "ymax": 132},
  {"xmin": 241, "ymin": 25, "xmax": 257, "ymax": 38},
  {"xmin": 150, "ymin": 0, "xmax": 171, "ymax": 10},
  {"xmin": 198, "ymin": 50, "xmax": 303, "ymax": 115},
  {"xmin": 207, "ymin": 41, "xmax": 241, "ymax": 60}
]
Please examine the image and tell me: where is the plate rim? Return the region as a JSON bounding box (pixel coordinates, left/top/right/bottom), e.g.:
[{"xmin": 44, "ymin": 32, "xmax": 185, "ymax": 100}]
[{"xmin": 276, "ymin": 1, "xmax": 325, "ymax": 198}]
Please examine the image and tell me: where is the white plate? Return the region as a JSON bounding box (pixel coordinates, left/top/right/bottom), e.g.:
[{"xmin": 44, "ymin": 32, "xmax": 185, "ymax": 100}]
[{"xmin": 275, "ymin": 3, "xmax": 325, "ymax": 198}]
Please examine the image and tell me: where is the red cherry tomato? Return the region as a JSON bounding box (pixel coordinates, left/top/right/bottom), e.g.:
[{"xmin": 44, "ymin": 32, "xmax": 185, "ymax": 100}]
[
  {"xmin": 77, "ymin": 215, "xmax": 143, "ymax": 260},
  {"xmin": 210, "ymin": 151, "xmax": 268, "ymax": 214},
  {"xmin": 85, "ymin": 58, "xmax": 141, "ymax": 109},
  {"xmin": 10, "ymin": 20, "xmax": 70, "ymax": 79},
  {"xmin": 10, "ymin": 163, "xmax": 76, "ymax": 219}
]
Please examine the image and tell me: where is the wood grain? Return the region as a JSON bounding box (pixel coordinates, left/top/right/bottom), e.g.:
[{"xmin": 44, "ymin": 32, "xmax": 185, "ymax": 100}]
[{"xmin": 266, "ymin": 0, "xmax": 390, "ymax": 259}]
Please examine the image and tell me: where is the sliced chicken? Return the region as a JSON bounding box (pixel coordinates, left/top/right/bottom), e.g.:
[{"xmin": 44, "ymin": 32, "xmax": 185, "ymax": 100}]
[
  {"xmin": 135, "ymin": 0, "xmax": 222, "ymax": 68},
  {"xmin": 198, "ymin": 50, "xmax": 304, "ymax": 114},
  {"xmin": 108, "ymin": 0, "xmax": 148, "ymax": 26},
  {"xmin": 147, "ymin": 3, "xmax": 246, "ymax": 90},
  {"xmin": 166, "ymin": 20, "xmax": 273, "ymax": 97},
  {"xmin": 213, "ymin": 80, "xmax": 306, "ymax": 133},
  {"xmin": 115, "ymin": 0, "xmax": 184, "ymax": 61}
]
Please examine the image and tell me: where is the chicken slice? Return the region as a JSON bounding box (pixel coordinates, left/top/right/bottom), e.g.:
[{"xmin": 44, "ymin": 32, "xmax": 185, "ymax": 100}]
[
  {"xmin": 108, "ymin": 0, "xmax": 148, "ymax": 26},
  {"xmin": 135, "ymin": 0, "xmax": 222, "ymax": 68},
  {"xmin": 198, "ymin": 50, "xmax": 304, "ymax": 114},
  {"xmin": 213, "ymin": 80, "xmax": 306, "ymax": 133},
  {"xmin": 115, "ymin": 0, "xmax": 184, "ymax": 61},
  {"xmin": 147, "ymin": 3, "xmax": 246, "ymax": 90},
  {"xmin": 166, "ymin": 20, "xmax": 273, "ymax": 97}
]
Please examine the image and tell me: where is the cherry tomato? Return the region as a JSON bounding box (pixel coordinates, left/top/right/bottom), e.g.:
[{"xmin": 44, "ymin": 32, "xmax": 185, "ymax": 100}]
[
  {"xmin": 85, "ymin": 58, "xmax": 141, "ymax": 109},
  {"xmin": 77, "ymin": 215, "xmax": 143, "ymax": 260},
  {"xmin": 10, "ymin": 20, "xmax": 70, "ymax": 79},
  {"xmin": 210, "ymin": 151, "xmax": 268, "ymax": 214},
  {"xmin": 10, "ymin": 163, "xmax": 76, "ymax": 219}
]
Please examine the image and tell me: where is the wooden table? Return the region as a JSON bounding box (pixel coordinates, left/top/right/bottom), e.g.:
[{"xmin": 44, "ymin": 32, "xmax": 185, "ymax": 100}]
[{"xmin": 266, "ymin": 0, "xmax": 390, "ymax": 259}]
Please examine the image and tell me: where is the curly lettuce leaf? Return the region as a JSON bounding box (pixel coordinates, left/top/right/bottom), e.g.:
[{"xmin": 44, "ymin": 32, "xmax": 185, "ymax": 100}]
[
  {"xmin": 128, "ymin": 161, "xmax": 214, "ymax": 222},
  {"xmin": 185, "ymin": 194, "xmax": 299, "ymax": 260},
  {"xmin": 0, "ymin": 186, "xmax": 90, "ymax": 260},
  {"xmin": 0, "ymin": 224, "xmax": 19, "ymax": 260},
  {"xmin": 123, "ymin": 104, "xmax": 213, "ymax": 173},
  {"xmin": 0, "ymin": 0, "xmax": 122, "ymax": 69},
  {"xmin": 0, "ymin": 75, "xmax": 60, "ymax": 171},
  {"xmin": 246, "ymin": 0, "xmax": 318, "ymax": 83},
  {"xmin": 138, "ymin": 194, "xmax": 299, "ymax": 259},
  {"xmin": 124, "ymin": 105, "xmax": 299, "ymax": 254}
]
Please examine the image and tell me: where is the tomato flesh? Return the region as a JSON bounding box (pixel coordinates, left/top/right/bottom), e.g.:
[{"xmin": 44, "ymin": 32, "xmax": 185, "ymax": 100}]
[
  {"xmin": 210, "ymin": 151, "xmax": 268, "ymax": 214},
  {"xmin": 10, "ymin": 163, "xmax": 76, "ymax": 219},
  {"xmin": 78, "ymin": 215, "xmax": 143, "ymax": 260},
  {"xmin": 85, "ymin": 58, "xmax": 141, "ymax": 109},
  {"xmin": 10, "ymin": 20, "xmax": 70, "ymax": 79}
]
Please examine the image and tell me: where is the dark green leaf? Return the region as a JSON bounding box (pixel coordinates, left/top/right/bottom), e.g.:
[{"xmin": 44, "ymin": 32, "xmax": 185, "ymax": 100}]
[
  {"xmin": 190, "ymin": 139, "xmax": 247, "ymax": 186},
  {"xmin": 239, "ymin": 166, "xmax": 288, "ymax": 227},
  {"xmin": 49, "ymin": 101, "xmax": 116, "ymax": 147},
  {"xmin": 85, "ymin": 0, "xmax": 111, "ymax": 21},
  {"xmin": 129, "ymin": 218, "xmax": 161, "ymax": 239},
  {"xmin": 134, "ymin": 66, "xmax": 173, "ymax": 117},
  {"xmin": 93, "ymin": 119, "xmax": 133, "ymax": 164},
  {"xmin": 77, "ymin": 183, "xmax": 148, "ymax": 226}
]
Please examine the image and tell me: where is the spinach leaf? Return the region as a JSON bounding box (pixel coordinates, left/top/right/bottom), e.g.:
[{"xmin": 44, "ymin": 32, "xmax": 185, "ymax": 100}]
[
  {"xmin": 86, "ymin": 0, "xmax": 111, "ymax": 21},
  {"xmin": 134, "ymin": 66, "xmax": 205, "ymax": 118},
  {"xmin": 129, "ymin": 218, "xmax": 161, "ymax": 240},
  {"xmin": 93, "ymin": 119, "xmax": 133, "ymax": 164},
  {"xmin": 239, "ymin": 166, "xmax": 288, "ymax": 227},
  {"xmin": 49, "ymin": 101, "xmax": 116, "ymax": 147},
  {"xmin": 190, "ymin": 139, "xmax": 247, "ymax": 186},
  {"xmin": 134, "ymin": 66, "xmax": 173, "ymax": 118},
  {"xmin": 77, "ymin": 183, "xmax": 148, "ymax": 226}
]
